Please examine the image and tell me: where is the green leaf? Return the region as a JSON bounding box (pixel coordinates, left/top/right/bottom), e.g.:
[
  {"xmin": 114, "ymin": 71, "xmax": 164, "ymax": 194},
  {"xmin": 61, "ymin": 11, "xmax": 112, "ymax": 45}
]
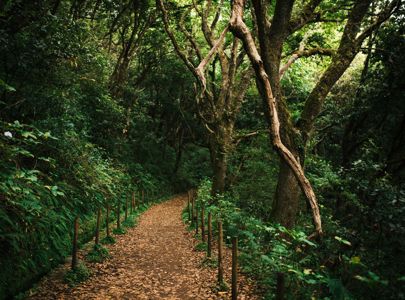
[
  {"xmin": 334, "ymin": 236, "xmax": 352, "ymax": 246},
  {"xmin": 350, "ymin": 256, "xmax": 361, "ymax": 264},
  {"xmin": 21, "ymin": 131, "xmax": 37, "ymax": 139},
  {"xmin": 0, "ymin": 79, "xmax": 16, "ymax": 92}
]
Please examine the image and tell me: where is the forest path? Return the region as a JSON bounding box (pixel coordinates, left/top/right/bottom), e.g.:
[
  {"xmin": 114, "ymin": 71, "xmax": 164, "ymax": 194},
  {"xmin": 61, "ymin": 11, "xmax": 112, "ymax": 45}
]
[{"xmin": 28, "ymin": 195, "xmax": 258, "ymax": 299}]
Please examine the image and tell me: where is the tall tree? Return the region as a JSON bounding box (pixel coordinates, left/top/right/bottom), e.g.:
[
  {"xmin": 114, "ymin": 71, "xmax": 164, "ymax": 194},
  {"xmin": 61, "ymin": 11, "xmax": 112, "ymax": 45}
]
[
  {"xmin": 157, "ymin": 0, "xmax": 253, "ymax": 194},
  {"xmin": 224, "ymin": 0, "xmax": 399, "ymax": 234}
]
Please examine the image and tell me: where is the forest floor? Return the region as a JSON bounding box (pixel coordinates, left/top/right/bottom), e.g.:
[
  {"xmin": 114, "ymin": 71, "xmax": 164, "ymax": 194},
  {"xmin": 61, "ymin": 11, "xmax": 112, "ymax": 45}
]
[{"xmin": 27, "ymin": 195, "xmax": 259, "ymax": 299}]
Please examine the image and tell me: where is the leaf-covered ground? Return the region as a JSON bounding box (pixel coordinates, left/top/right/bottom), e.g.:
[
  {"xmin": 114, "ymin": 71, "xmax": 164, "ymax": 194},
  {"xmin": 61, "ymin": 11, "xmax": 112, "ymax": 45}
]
[{"xmin": 27, "ymin": 195, "xmax": 259, "ymax": 299}]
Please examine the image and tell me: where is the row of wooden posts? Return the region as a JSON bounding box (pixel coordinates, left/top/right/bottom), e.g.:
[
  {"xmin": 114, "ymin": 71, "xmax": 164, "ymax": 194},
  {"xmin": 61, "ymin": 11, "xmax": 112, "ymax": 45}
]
[
  {"xmin": 71, "ymin": 189, "xmax": 152, "ymax": 270},
  {"xmin": 187, "ymin": 190, "xmax": 286, "ymax": 300},
  {"xmin": 187, "ymin": 190, "xmax": 239, "ymax": 300}
]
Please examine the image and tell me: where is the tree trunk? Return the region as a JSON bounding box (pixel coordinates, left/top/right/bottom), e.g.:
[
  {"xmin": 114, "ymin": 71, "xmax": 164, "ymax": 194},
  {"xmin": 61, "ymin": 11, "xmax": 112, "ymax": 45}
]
[
  {"xmin": 173, "ymin": 144, "xmax": 183, "ymax": 175},
  {"xmin": 110, "ymin": 56, "xmax": 130, "ymax": 98},
  {"xmin": 211, "ymin": 149, "xmax": 227, "ymax": 195},
  {"xmin": 95, "ymin": 208, "xmax": 101, "ymax": 245},
  {"xmin": 272, "ymin": 160, "xmax": 301, "ymax": 227},
  {"xmin": 229, "ymin": 3, "xmax": 323, "ymax": 235},
  {"xmin": 209, "ymin": 125, "xmax": 233, "ymax": 196},
  {"xmin": 71, "ymin": 216, "xmax": 79, "ymax": 270}
]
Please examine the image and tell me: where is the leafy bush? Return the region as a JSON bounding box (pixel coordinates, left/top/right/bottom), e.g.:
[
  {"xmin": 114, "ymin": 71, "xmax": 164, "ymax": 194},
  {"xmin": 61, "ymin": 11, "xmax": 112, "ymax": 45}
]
[
  {"xmin": 64, "ymin": 263, "xmax": 91, "ymax": 287},
  {"xmin": 100, "ymin": 236, "xmax": 116, "ymax": 245},
  {"xmin": 113, "ymin": 227, "xmax": 126, "ymax": 235},
  {"xmin": 122, "ymin": 216, "xmax": 137, "ymax": 228},
  {"xmin": 86, "ymin": 244, "xmax": 110, "ymax": 263},
  {"xmin": 195, "ymin": 242, "xmax": 207, "ymax": 252}
]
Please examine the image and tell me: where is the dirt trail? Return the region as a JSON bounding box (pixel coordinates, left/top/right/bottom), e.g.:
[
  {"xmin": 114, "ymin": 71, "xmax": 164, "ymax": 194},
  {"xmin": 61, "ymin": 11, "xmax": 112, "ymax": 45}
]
[{"xmin": 28, "ymin": 195, "xmax": 259, "ymax": 299}]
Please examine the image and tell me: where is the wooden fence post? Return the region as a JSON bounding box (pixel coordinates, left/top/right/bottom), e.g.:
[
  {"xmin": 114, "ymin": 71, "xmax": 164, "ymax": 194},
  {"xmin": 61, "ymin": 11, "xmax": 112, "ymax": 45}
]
[
  {"xmin": 71, "ymin": 216, "xmax": 79, "ymax": 270},
  {"xmin": 131, "ymin": 191, "xmax": 135, "ymax": 213},
  {"xmin": 232, "ymin": 236, "xmax": 238, "ymax": 300},
  {"xmin": 276, "ymin": 272, "xmax": 285, "ymax": 300},
  {"xmin": 187, "ymin": 193, "xmax": 191, "ymax": 222},
  {"xmin": 201, "ymin": 205, "xmax": 205, "ymax": 242},
  {"xmin": 218, "ymin": 220, "xmax": 224, "ymax": 285},
  {"xmin": 95, "ymin": 208, "xmax": 101, "ymax": 245},
  {"xmin": 207, "ymin": 212, "xmax": 212, "ymax": 257},
  {"xmin": 195, "ymin": 203, "xmax": 199, "ymax": 235},
  {"xmin": 116, "ymin": 198, "xmax": 121, "ymax": 229},
  {"xmin": 191, "ymin": 195, "xmax": 195, "ymax": 225},
  {"xmin": 124, "ymin": 196, "xmax": 128, "ymax": 221}
]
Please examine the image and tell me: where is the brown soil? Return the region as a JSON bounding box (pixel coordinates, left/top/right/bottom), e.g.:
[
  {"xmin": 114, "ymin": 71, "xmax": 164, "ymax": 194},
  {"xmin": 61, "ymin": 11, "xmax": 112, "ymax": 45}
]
[{"xmin": 27, "ymin": 195, "xmax": 259, "ymax": 299}]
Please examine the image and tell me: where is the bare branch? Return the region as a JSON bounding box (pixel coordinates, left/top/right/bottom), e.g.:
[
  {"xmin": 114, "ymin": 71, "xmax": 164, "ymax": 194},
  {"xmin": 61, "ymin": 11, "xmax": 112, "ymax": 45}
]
[
  {"xmin": 156, "ymin": 0, "xmax": 198, "ymax": 78},
  {"xmin": 179, "ymin": 7, "xmax": 203, "ymax": 61},
  {"xmin": 211, "ymin": 0, "xmax": 224, "ymax": 31},
  {"xmin": 233, "ymin": 129, "xmax": 264, "ymax": 146},
  {"xmin": 288, "ymin": 0, "xmax": 323, "ymax": 34},
  {"xmin": 195, "ymin": 25, "xmax": 230, "ymax": 92},
  {"xmin": 280, "ymin": 47, "xmax": 334, "ymax": 78}
]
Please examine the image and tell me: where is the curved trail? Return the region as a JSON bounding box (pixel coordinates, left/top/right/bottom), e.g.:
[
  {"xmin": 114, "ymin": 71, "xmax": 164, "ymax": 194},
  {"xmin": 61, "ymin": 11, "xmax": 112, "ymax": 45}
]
[{"xmin": 29, "ymin": 195, "xmax": 258, "ymax": 299}]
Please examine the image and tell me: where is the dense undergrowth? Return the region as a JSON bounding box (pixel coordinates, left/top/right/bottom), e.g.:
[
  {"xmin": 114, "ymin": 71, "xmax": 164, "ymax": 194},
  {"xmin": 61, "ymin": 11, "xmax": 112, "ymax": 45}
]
[{"xmin": 191, "ymin": 179, "xmax": 404, "ymax": 299}]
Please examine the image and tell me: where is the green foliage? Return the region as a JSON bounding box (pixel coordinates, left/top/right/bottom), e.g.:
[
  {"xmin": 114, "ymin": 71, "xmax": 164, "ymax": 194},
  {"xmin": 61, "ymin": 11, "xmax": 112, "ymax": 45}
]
[
  {"xmin": 86, "ymin": 244, "xmax": 110, "ymax": 263},
  {"xmin": 100, "ymin": 236, "xmax": 116, "ymax": 245},
  {"xmin": 193, "ymin": 179, "xmax": 400, "ymax": 299},
  {"xmin": 0, "ymin": 2, "xmax": 174, "ymax": 296},
  {"xmin": 113, "ymin": 227, "xmax": 127, "ymax": 235},
  {"xmin": 201, "ymin": 257, "xmax": 218, "ymax": 268},
  {"xmin": 217, "ymin": 280, "xmax": 229, "ymax": 292},
  {"xmin": 228, "ymin": 133, "xmax": 278, "ymax": 220},
  {"xmin": 64, "ymin": 263, "xmax": 91, "ymax": 287},
  {"xmin": 122, "ymin": 216, "xmax": 137, "ymax": 228},
  {"xmin": 194, "ymin": 242, "xmax": 207, "ymax": 252}
]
